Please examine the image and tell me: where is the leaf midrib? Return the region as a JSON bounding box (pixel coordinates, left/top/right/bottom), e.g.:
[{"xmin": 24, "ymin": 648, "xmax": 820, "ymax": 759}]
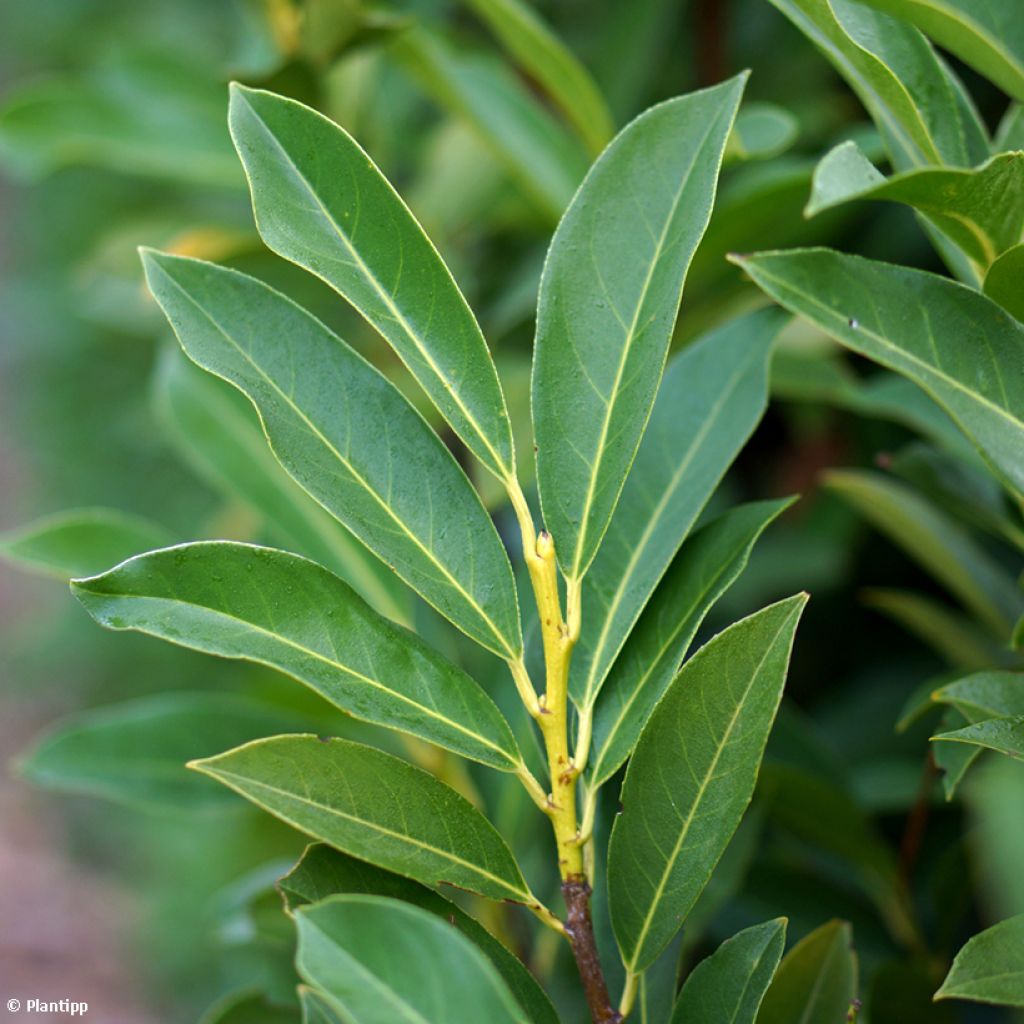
[
  {"xmin": 568, "ymin": 106, "xmax": 726, "ymax": 579},
  {"xmin": 898, "ymin": 0, "xmax": 1023, "ymax": 78},
  {"xmin": 625, "ymin": 611, "xmax": 795, "ymax": 970},
  {"xmin": 580, "ymin": 354, "xmax": 761, "ymax": 707},
  {"xmin": 168, "ymin": 368, "xmax": 404, "ymax": 620},
  {"xmin": 589, "ymin": 532, "xmax": 758, "ymax": 785},
  {"xmin": 78, "ymin": 583, "xmax": 515, "ymax": 766},
  {"xmin": 748, "ymin": 260, "xmax": 1023, "ymax": 430},
  {"xmin": 157, "ymin": 265, "xmax": 517, "ymax": 658},
  {"xmin": 303, "ymin": 917, "xmax": 433, "ymax": 1024},
  {"xmin": 785, "ymin": 0, "xmax": 941, "ymax": 166},
  {"xmin": 235, "ymin": 90, "xmax": 513, "ymax": 481},
  {"xmin": 200, "ymin": 766, "xmax": 531, "ymax": 901}
]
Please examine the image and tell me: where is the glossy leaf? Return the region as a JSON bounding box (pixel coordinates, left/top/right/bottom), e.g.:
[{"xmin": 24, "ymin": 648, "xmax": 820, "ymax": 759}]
[
  {"xmin": 608, "ymin": 594, "xmax": 807, "ymax": 971},
  {"xmin": 588, "ymin": 499, "xmax": 792, "ymax": 789},
  {"xmin": 888, "ymin": 442, "xmax": 1024, "ymax": 551},
  {"xmin": 966, "ymin": 758, "xmax": 1024, "ymax": 919},
  {"xmin": 932, "ymin": 716, "xmax": 1024, "ymax": 760},
  {"xmin": 984, "ymin": 244, "xmax": 1024, "ymax": 323},
  {"xmin": 571, "ymin": 308, "xmax": 781, "ymax": 709},
  {"xmin": 998, "ymin": 104, "xmax": 1024, "ymax": 150},
  {"xmin": 141, "ymin": 250, "xmax": 522, "ymax": 659},
  {"xmin": 734, "ymin": 249, "xmax": 1024, "ymax": 497},
  {"xmin": 823, "ymin": 469, "xmax": 1024, "ymax": 636},
  {"xmin": 767, "ymin": 0, "xmax": 988, "ymax": 170},
  {"xmin": 727, "ymin": 103, "xmax": 800, "ymax": 162},
  {"xmin": 670, "ymin": 919, "xmax": 787, "ymax": 1024},
  {"xmin": 461, "ymin": 0, "xmax": 614, "ymax": 154},
  {"xmin": 863, "ymin": 588, "xmax": 1005, "ymax": 671},
  {"xmin": 391, "ymin": 28, "xmax": 589, "ymax": 221},
  {"xmin": 18, "ymin": 693, "xmax": 300, "ymax": 813},
  {"xmin": 155, "ymin": 348, "xmax": 409, "ymax": 624},
  {"xmin": 281, "ymin": 845, "xmax": 559, "ymax": 1024},
  {"xmin": 200, "ymin": 992, "xmax": 299, "ymax": 1024},
  {"xmin": 936, "ymin": 913, "xmax": 1024, "ymax": 1007},
  {"xmin": 933, "ymin": 671, "xmax": 1024, "ymax": 719},
  {"xmin": 228, "ymin": 83, "xmax": 516, "ymax": 481},
  {"xmin": 934, "ymin": 707, "xmax": 983, "ymax": 799},
  {"xmin": 295, "ymin": 895, "xmax": 529, "ymax": 1023},
  {"xmin": 191, "ymin": 735, "xmax": 534, "ymax": 904},
  {"xmin": 533, "ymin": 74, "xmax": 747, "ymax": 580},
  {"xmin": 0, "ymin": 50, "xmax": 240, "ymax": 186},
  {"xmin": 0, "ymin": 508, "xmax": 171, "ymax": 580},
  {"xmin": 807, "ymin": 143, "xmax": 1024, "ymax": 274},
  {"xmin": 860, "ymin": 0, "xmax": 1024, "ymax": 101},
  {"xmin": 299, "ymin": 989, "xmax": 344, "ymax": 1024},
  {"xmin": 756, "ymin": 919, "xmax": 858, "ymax": 1024},
  {"xmin": 73, "ymin": 542, "xmax": 521, "ymax": 771}
]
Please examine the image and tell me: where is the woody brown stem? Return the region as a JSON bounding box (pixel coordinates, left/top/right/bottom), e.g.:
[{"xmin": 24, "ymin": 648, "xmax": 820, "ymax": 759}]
[{"xmin": 563, "ymin": 877, "xmax": 622, "ymax": 1024}]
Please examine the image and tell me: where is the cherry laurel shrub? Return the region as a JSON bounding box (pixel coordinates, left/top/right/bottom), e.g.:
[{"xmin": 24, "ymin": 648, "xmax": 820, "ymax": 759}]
[
  {"xmin": 66, "ymin": 75, "xmax": 811, "ymax": 1023},
  {"xmin": 8, "ymin": 0, "xmax": 1021, "ymax": 1018}
]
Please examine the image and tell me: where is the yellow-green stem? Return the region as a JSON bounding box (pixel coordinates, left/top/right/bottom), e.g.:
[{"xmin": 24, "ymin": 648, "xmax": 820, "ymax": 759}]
[{"xmin": 619, "ymin": 972, "xmax": 639, "ymax": 1018}]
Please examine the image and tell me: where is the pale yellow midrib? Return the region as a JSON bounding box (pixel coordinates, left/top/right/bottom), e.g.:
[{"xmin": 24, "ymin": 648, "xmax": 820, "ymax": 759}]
[
  {"xmin": 160, "ymin": 269, "xmax": 517, "ymax": 659},
  {"xmin": 626, "ymin": 615, "xmax": 792, "ymax": 971},
  {"xmin": 568, "ymin": 111, "xmax": 725, "ymax": 580},
  {"xmin": 83, "ymin": 585, "xmax": 513, "ymax": 763},
  {"xmin": 590, "ymin": 542, "xmax": 755, "ymax": 784},
  {"xmin": 751, "ymin": 262, "xmax": 1023, "ymax": 431},
  {"xmin": 176, "ymin": 369, "xmax": 404, "ymax": 622},
  {"xmin": 303, "ymin": 919, "xmax": 432, "ymax": 1024},
  {"xmin": 580, "ymin": 358, "xmax": 757, "ymax": 707},
  {"xmin": 201, "ymin": 767, "xmax": 531, "ymax": 901},
  {"xmin": 241, "ymin": 95, "xmax": 512, "ymax": 481}
]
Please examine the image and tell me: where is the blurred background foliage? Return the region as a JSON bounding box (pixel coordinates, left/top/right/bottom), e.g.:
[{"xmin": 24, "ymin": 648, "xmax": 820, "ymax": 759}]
[{"xmin": 0, "ymin": 1, "xmax": 1021, "ymax": 1021}]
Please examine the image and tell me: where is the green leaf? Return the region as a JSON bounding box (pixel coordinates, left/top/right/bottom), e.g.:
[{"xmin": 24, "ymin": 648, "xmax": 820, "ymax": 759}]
[
  {"xmin": 997, "ymin": 104, "xmax": 1024, "ymax": 150},
  {"xmin": 18, "ymin": 693, "xmax": 300, "ymax": 813},
  {"xmin": 984, "ymin": 243, "xmax": 1024, "ymax": 323},
  {"xmin": 863, "ymin": 588, "xmax": 1005, "ymax": 671},
  {"xmin": 281, "ymin": 845, "xmax": 559, "ymax": 1024},
  {"xmin": 460, "ymin": 0, "xmax": 614, "ymax": 154},
  {"xmin": 228, "ymin": 83, "xmax": 516, "ymax": 481},
  {"xmin": 733, "ymin": 249, "xmax": 1024, "ymax": 497},
  {"xmin": 670, "ymin": 919, "xmax": 787, "ymax": 1024},
  {"xmin": 823, "ymin": 469, "xmax": 1024, "ymax": 636},
  {"xmin": 73, "ymin": 543, "xmax": 521, "ymax": 771},
  {"xmin": 295, "ymin": 895, "xmax": 529, "ymax": 1023},
  {"xmin": 299, "ymin": 988, "xmax": 344, "ymax": 1024},
  {"xmin": 932, "ymin": 671, "xmax": 1024, "ymax": 719},
  {"xmin": 141, "ymin": 250, "xmax": 522, "ymax": 659},
  {"xmin": 588, "ymin": 499, "xmax": 792, "ymax": 790},
  {"xmin": 0, "ymin": 50, "xmax": 240, "ymax": 186},
  {"xmin": 191, "ymin": 735, "xmax": 535, "ymax": 905},
  {"xmin": 933, "ymin": 716, "xmax": 1024, "ymax": 760},
  {"xmin": 533, "ymin": 75, "xmax": 747, "ymax": 581},
  {"xmin": 934, "ymin": 710, "xmax": 980, "ymax": 800},
  {"xmin": 755, "ymin": 919, "xmax": 858, "ymax": 1024},
  {"xmin": 392, "ymin": 28, "xmax": 589, "ymax": 222},
  {"xmin": 766, "ymin": 0, "xmax": 988, "ymax": 170},
  {"xmin": 936, "ymin": 913, "xmax": 1024, "ymax": 1007},
  {"xmin": 608, "ymin": 594, "xmax": 807, "ymax": 971},
  {"xmin": 727, "ymin": 103, "xmax": 800, "ymax": 162},
  {"xmin": 570, "ymin": 309, "xmax": 781, "ymax": 709},
  {"xmin": 199, "ymin": 991, "xmax": 299, "ymax": 1024},
  {"xmin": 155, "ymin": 348, "xmax": 410, "ymax": 624},
  {"xmin": 859, "ymin": 0, "xmax": 1024, "ymax": 102},
  {"xmin": 966, "ymin": 758, "xmax": 1024, "ymax": 919},
  {"xmin": 806, "ymin": 144, "xmax": 1024, "ymax": 274},
  {"xmin": 0, "ymin": 508, "xmax": 171, "ymax": 580},
  {"xmin": 888, "ymin": 442, "xmax": 1024, "ymax": 551}
]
